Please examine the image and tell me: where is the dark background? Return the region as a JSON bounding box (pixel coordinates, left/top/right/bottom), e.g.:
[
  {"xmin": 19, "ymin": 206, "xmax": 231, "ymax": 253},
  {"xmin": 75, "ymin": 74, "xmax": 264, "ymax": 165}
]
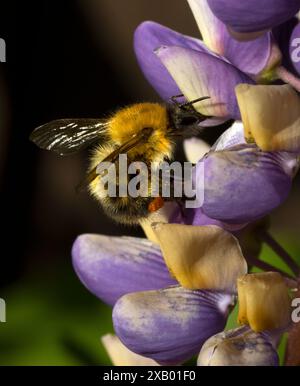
[
  {"xmin": 0, "ymin": 0, "xmax": 203, "ymax": 288},
  {"xmin": 0, "ymin": 0, "xmax": 299, "ymax": 365}
]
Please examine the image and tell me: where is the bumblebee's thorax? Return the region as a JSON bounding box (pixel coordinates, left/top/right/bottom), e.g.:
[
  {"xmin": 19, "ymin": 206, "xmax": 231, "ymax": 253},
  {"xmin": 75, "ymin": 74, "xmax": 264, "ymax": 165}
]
[{"xmin": 107, "ymin": 103, "xmax": 174, "ymax": 163}]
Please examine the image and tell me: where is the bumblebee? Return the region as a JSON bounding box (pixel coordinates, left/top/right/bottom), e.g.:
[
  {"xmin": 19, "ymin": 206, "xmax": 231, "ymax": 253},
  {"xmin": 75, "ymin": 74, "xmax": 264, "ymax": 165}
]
[{"xmin": 30, "ymin": 95, "xmax": 209, "ymax": 224}]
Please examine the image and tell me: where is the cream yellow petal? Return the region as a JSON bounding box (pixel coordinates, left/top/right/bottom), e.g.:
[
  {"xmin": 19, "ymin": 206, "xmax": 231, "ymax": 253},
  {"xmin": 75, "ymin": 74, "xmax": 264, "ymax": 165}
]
[
  {"xmin": 236, "ymin": 83, "xmax": 300, "ymax": 151},
  {"xmin": 237, "ymin": 272, "xmax": 291, "ymax": 332},
  {"xmin": 152, "ymin": 223, "xmax": 247, "ymax": 291},
  {"xmin": 187, "ymin": 0, "xmax": 225, "ymax": 54},
  {"xmin": 139, "ymin": 202, "xmax": 178, "ymax": 244},
  {"xmin": 101, "ymin": 334, "xmax": 159, "ymax": 366},
  {"xmin": 184, "ymin": 138, "xmax": 210, "ymax": 164}
]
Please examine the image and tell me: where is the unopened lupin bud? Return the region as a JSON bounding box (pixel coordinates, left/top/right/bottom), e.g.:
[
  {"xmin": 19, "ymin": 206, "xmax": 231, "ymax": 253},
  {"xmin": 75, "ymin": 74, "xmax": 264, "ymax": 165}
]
[
  {"xmin": 198, "ymin": 326, "xmax": 279, "ymax": 366},
  {"xmin": 101, "ymin": 334, "xmax": 159, "ymax": 366}
]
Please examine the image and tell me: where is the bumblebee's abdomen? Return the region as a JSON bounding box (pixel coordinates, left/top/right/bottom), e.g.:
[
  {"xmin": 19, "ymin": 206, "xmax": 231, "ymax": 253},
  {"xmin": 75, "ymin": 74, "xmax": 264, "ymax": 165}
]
[{"xmin": 100, "ymin": 196, "xmax": 153, "ymax": 225}]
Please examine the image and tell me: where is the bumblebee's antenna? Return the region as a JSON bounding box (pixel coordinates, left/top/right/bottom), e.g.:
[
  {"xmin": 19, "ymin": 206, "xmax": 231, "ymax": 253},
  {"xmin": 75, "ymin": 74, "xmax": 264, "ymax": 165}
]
[
  {"xmin": 170, "ymin": 94, "xmax": 210, "ymax": 108},
  {"xmin": 179, "ymin": 96, "xmax": 210, "ymax": 108}
]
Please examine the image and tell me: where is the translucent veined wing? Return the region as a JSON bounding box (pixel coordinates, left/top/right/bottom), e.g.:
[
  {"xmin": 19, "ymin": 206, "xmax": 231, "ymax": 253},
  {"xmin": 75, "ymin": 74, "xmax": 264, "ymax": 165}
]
[{"xmin": 30, "ymin": 119, "xmax": 109, "ymax": 156}]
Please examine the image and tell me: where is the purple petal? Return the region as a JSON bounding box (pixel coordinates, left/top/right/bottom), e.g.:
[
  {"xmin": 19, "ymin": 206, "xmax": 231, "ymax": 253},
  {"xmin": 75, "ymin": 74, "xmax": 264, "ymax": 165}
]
[
  {"xmin": 207, "ymin": 0, "xmax": 300, "ymax": 33},
  {"xmin": 134, "ymin": 21, "xmax": 209, "ymax": 101},
  {"xmin": 156, "ymin": 45, "xmax": 254, "ymax": 120},
  {"xmin": 289, "ymin": 20, "xmax": 300, "ymax": 76},
  {"xmin": 188, "ymin": 0, "xmax": 273, "ymax": 77},
  {"xmin": 211, "ymin": 121, "xmax": 246, "ymax": 151},
  {"xmin": 113, "ymin": 287, "xmax": 233, "ymax": 365},
  {"xmin": 223, "ymin": 32, "xmax": 275, "ymax": 77},
  {"xmin": 200, "ymin": 146, "xmax": 292, "ymax": 223},
  {"xmin": 170, "ymin": 207, "xmax": 247, "ymax": 232},
  {"xmin": 170, "ymin": 123, "xmax": 249, "ymax": 231},
  {"xmin": 72, "ymin": 235, "xmax": 176, "ymax": 306}
]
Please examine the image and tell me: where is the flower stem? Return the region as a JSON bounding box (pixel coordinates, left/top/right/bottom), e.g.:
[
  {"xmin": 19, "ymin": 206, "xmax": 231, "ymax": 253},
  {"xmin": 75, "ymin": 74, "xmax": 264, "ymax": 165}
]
[
  {"xmin": 276, "ymin": 66, "xmax": 300, "ymax": 92},
  {"xmin": 284, "ymin": 277, "xmax": 298, "ymax": 289},
  {"xmin": 245, "ymin": 253, "xmax": 295, "ymax": 280},
  {"xmin": 258, "ymin": 231, "xmax": 299, "ymax": 276}
]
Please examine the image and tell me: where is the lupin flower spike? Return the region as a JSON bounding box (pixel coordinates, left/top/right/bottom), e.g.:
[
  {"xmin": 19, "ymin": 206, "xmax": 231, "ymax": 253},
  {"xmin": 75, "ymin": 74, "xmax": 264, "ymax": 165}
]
[{"xmin": 72, "ymin": 0, "xmax": 300, "ymax": 367}]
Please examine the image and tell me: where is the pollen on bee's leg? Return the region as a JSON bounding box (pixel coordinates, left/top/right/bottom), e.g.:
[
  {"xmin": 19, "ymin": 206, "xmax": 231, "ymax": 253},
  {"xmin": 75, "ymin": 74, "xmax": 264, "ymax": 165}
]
[{"xmin": 148, "ymin": 197, "xmax": 164, "ymax": 213}]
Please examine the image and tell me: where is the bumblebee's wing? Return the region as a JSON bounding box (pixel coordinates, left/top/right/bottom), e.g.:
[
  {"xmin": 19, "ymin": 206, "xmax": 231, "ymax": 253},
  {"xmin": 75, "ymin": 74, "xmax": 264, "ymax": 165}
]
[{"xmin": 30, "ymin": 119, "xmax": 109, "ymax": 156}]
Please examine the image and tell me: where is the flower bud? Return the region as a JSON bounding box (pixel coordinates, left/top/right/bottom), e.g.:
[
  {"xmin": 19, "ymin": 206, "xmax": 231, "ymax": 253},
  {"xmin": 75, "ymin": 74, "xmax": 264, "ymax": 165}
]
[
  {"xmin": 101, "ymin": 334, "xmax": 159, "ymax": 366},
  {"xmin": 198, "ymin": 326, "xmax": 279, "ymax": 366}
]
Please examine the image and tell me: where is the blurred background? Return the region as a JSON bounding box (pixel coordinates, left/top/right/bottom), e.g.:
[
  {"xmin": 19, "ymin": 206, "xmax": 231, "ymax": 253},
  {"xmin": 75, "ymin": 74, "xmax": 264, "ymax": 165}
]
[{"xmin": 0, "ymin": 0, "xmax": 299, "ymax": 365}]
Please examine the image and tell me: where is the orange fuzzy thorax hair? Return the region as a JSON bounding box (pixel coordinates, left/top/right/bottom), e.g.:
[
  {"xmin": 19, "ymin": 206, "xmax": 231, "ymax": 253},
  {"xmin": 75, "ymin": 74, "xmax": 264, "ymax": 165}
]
[{"xmin": 107, "ymin": 103, "xmax": 174, "ymax": 163}]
